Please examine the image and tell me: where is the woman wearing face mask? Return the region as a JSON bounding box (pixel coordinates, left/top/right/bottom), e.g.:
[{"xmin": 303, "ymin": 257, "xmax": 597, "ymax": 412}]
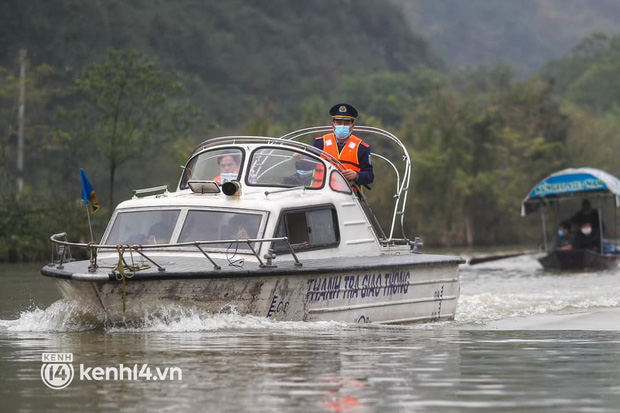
[
  {"xmin": 553, "ymin": 221, "xmax": 574, "ymax": 251},
  {"xmin": 313, "ymin": 103, "xmax": 374, "ymax": 187},
  {"xmin": 575, "ymin": 222, "xmax": 602, "ymax": 252}
]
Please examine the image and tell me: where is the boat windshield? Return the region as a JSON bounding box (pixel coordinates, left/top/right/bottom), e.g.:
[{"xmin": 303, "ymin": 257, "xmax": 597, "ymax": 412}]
[
  {"xmin": 248, "ymin": 148, "xmax": 325, "ymax": 188},
  {"xmin": 178, "ymin": 210, "xmax": 262, "ymax": 250},
  {"xmin": 104, "ymin": 209, "xmax": 263, "ymax": 250},
  {"xmin": 180, "ymin": 148, "xmax": 244, "ymax": 188},
  {"xmin": 105, "ymin": 210, "xmax": 180, "ymax": 245}
]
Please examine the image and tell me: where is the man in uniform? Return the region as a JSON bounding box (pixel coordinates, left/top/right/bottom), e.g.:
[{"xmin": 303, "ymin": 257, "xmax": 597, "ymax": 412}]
[{"xmin": 313, "ymin": 103, "xmax": 374, "ymax": 187}]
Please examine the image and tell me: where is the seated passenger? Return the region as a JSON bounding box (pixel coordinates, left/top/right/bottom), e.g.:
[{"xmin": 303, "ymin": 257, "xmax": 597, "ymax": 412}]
[
  {"xmin": 214, "ymin": 154, "xmax": 240, "ymax": 184},
  {"xmin": 146, "ymin": 222, "xmax": 172, "ymax": 245},
  {"xmin": 553, "ymin": 221, "xmax": 574, "ymax": 251},
  {"xmin": 224, "ymin": 215, "xmax": 251, "ymax": 240},
  {"xmin": 283, "ymin": 155, "xmax": 325, "ymax": 187},
  {"xmin": 574, "ymin": 222, "xmax": 601, "ymax": 252}
]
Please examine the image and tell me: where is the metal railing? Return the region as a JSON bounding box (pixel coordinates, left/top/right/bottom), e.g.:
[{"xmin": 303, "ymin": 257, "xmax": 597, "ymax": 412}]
[
  {"xmin": 280, "ymin": 126, "xmax": 412, "ymax": 243},
  {"xmin": 48, "ymin": 232, "xmax": 303, "ymax": 272}
]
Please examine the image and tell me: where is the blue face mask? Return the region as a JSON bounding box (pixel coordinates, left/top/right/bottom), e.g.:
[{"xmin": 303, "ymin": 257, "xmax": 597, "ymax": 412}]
[
  {"xmin": 558, "ymin": 230, "xmax": 565, "ymax": 238},
  {"xmin": 297, "ymin": 169, "xmax": 313, "ymax": 177},
  {"xmin": 334, "ymin": 125, "xmax": 350, "ymax": 140},
  {"xmin": 220, "ymin": 172, "xmax": 237, "ymax": 183}
]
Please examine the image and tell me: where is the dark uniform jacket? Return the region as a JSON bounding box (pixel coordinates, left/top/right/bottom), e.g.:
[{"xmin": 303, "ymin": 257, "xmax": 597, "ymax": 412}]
[{"xmin": 313, "ymin": 133, "xmax": 374, "ymax": 186}]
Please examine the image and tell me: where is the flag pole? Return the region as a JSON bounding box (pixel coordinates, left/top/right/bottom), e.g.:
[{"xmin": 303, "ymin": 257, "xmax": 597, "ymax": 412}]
[
  {"xmin": 80, "ymin": 168, "xmax": 99, "ymax": 243},
  {"xmin": 85, "ymin": 204, "xmax": 94, "ymax": 243}
]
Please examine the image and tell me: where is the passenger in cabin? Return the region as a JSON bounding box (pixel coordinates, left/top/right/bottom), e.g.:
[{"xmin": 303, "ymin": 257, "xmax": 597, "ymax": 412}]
[
  {"xmin": 146, "ymin": 222, "xmax": 172, "ymax": 245},
  {"xmin": 553, "ymin": 220, "xmax": 574, "ymax": 251},
  {"xmin": 569, "ymin": 199, "xmax": 603, "ymax": 252},
  {"xmin": 574, "ymin": 222, "xmax": 602, "ymax": 252},
  {"xmin": 283, "ymin": 154, "xmax": 325, "ymax": 187},
  {"xmin": 214, "ymin": 153, "xmax": 240, "ymax": 184},
  {"xmin": 313, "ymin": 103, "xmax": 374, "ymax": 188},
  {"xmin": 225, "ymin": 215, "xmax": 251, "ymax": 240}
]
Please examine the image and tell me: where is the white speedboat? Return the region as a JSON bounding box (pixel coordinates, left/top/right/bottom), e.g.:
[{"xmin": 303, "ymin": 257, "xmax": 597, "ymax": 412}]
[{"xmin": 42, "ymin": 126, "xmax": 464, "ymax": 324}]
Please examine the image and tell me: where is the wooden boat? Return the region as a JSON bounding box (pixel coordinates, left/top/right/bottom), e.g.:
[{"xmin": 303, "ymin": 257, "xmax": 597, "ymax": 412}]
[
  {"xmin": 42, "ymin": 126, "xmax": 464, "ymax": 324},
  {"xmin": 538, "ymin": 249, "xmax": 619, "ymax": 271},
  {"xmin": 521, "ymin": 167, "xmax": 620, "ymax": 271}
]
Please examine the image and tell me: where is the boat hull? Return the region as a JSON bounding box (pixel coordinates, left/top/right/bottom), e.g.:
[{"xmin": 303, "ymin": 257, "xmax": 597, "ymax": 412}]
[
  {"xmin": 42, "ymin": 254, "xmax": 462, "ymax": 325},
  {"xmin": 538, "ymin": 249, "xmax": 620, "ymax": 271}
]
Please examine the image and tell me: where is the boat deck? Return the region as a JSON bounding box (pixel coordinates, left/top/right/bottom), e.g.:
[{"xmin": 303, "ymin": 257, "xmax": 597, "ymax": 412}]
[{"xmin": 42, "ymin": 253, "xmax": 465, "ymax": 281}]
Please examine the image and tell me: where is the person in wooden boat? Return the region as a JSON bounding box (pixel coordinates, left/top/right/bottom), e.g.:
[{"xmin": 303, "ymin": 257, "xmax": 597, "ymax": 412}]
[
  {"xmin": 313, "ymin": 103, "xmax": 374, "ymax": 188},
  {"xmin": 214, "ymin": 153, "xmax": 241, "ymax": 184},
  {"xmin": 574, "ymin": 222, "xmax": 602, "ymax": 252},
  {"xmin": 567, "ymin": 200, "xmax": 603, "ymax": 252},
  {"xmin": 552, "ymin": 220, "xmax": 574, "ymax": 251}
]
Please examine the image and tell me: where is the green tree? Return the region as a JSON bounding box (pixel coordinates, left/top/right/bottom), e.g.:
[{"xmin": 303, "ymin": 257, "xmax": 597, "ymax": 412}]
[
  {"xmin": 57, "ymin": 48, "xmax": 199, "ymax": 210},
  {"xmin": 0, "ymin": 186, "xmax": 94, "ymax": 262},
  {"xmin": 0, "ymin": 65, "xmax": 20, "ymax": 185},
  {"xmin": 406, "ymin": 69, "xmax": 569, "ymax": 247},
  {"xmin": 563, "ymin": 104, "xmax": 620, "ymax": 176},
  {"xmin": 565, "ymin": 62, "xmax": 620, "ymax": 112},
  {"xmin": 339, "ymin": 68, "xmax": 447, "ymax": 127},
  {"xmin": 0, "ymin": 62, "xmax": 56, "ymax": 187},
  {"xmin": 543, "ymin": 32, "xmax": 620, "ymax": 112}
]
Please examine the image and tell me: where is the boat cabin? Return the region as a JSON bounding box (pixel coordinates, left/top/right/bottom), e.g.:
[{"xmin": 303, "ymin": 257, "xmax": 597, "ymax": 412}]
[{"xmin": 99, "ymin": 130, "xmax": 410, "ymax": 261}]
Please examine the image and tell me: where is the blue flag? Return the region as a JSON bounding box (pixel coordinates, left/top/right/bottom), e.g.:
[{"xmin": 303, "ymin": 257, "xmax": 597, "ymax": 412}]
[{"xmin": 80, "ymin": 168, "xmax": 100, "ymax": 215}]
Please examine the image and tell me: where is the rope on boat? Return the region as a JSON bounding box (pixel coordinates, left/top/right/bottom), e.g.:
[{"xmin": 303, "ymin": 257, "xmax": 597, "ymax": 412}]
[
  {"xmin": 112, "ymin": 245, "xmax": 150, "ymax": 312},
  {"xmin": 226, "ymin": 242, "xmax": 245, "ymax": 267}
]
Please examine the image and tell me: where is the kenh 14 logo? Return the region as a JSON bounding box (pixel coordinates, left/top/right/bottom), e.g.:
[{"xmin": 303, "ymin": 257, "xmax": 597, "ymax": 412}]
[
  {"xmin": 41, "ymin": 353, "xmax": 74, "ymax": 390},
  {"xmin": 40, "ymin": 352, "xmax": 183, "ymax": 389}
]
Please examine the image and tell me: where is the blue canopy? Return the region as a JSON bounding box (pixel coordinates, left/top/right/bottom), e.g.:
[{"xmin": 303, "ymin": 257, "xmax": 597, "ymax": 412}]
[{"xmin": 521, "ymin": 167, "xmax": 620, "ymax": 216}]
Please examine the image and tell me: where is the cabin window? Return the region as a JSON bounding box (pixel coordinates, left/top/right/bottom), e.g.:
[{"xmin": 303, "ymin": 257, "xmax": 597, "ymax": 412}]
[
  {"xmin": 247, "ymin": 148, "xmax": 325, "ymax": 188},
  {"xmin": 329, "ymin": 171, "xmax": 352, "ymax": 194},
  {"xmin": 105, "ymin": 210, "xmax": 180, "ymax": 245},
  {"xmin": 274, "ymin": 206, "xmax": 339, "ymax": 252},
  {"xmin": 180, "ymin": 148, "xmax": 244, "ymax": 188},
  {"xmin": 178, "ymin": 210, "xmax": 262, "ymax": 250}
]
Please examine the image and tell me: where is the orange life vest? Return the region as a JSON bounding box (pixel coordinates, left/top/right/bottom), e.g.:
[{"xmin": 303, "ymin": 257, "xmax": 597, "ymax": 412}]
[
  {"xmin": 310, "ymin": 163, "xmax": 325, "ymax": 188},
  {"xmin": 320, "ymin": 133, "xmax": 362, "ymax": 172}
]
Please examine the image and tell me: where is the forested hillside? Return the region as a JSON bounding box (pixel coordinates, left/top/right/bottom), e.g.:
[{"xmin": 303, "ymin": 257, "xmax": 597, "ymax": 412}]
[
  {"xmin": 398, "ymin": 0, "xmax": 620, "ymax": 76},
  {"xmin": 1, "ymin": 0, "xmax": 439, "ymax": 125},
  {"xmin": 1, "ymin": 0, "xmax": 620, "ymax": 260}
]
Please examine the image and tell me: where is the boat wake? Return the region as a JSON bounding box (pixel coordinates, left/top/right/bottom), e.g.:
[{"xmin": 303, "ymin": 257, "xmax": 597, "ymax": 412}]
[
  {"xmin": 455, "ymin": 256, "xmax": 620, "ymax": 327},
  {"xmin": 456, "ymin": 290, "xmax": 620, "ymax": 325},
  {"xmin": 0, "ymin": 300, "xmax": 348, "ymax": 333},
  {"xmin": 0, "ymin": 300, "xmax": 104, "ymax": 332}
]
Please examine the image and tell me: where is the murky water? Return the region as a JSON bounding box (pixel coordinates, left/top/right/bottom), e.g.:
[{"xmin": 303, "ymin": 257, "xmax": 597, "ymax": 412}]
[{"xmin": 1, "ymin": 257, "xmax": 620, "ymax": 412}]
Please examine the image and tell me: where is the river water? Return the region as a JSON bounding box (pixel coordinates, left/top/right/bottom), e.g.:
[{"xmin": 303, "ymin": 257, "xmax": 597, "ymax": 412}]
[{"xmin": 1, "ymin": 255, "xmax": 620, "ymax": 412}]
